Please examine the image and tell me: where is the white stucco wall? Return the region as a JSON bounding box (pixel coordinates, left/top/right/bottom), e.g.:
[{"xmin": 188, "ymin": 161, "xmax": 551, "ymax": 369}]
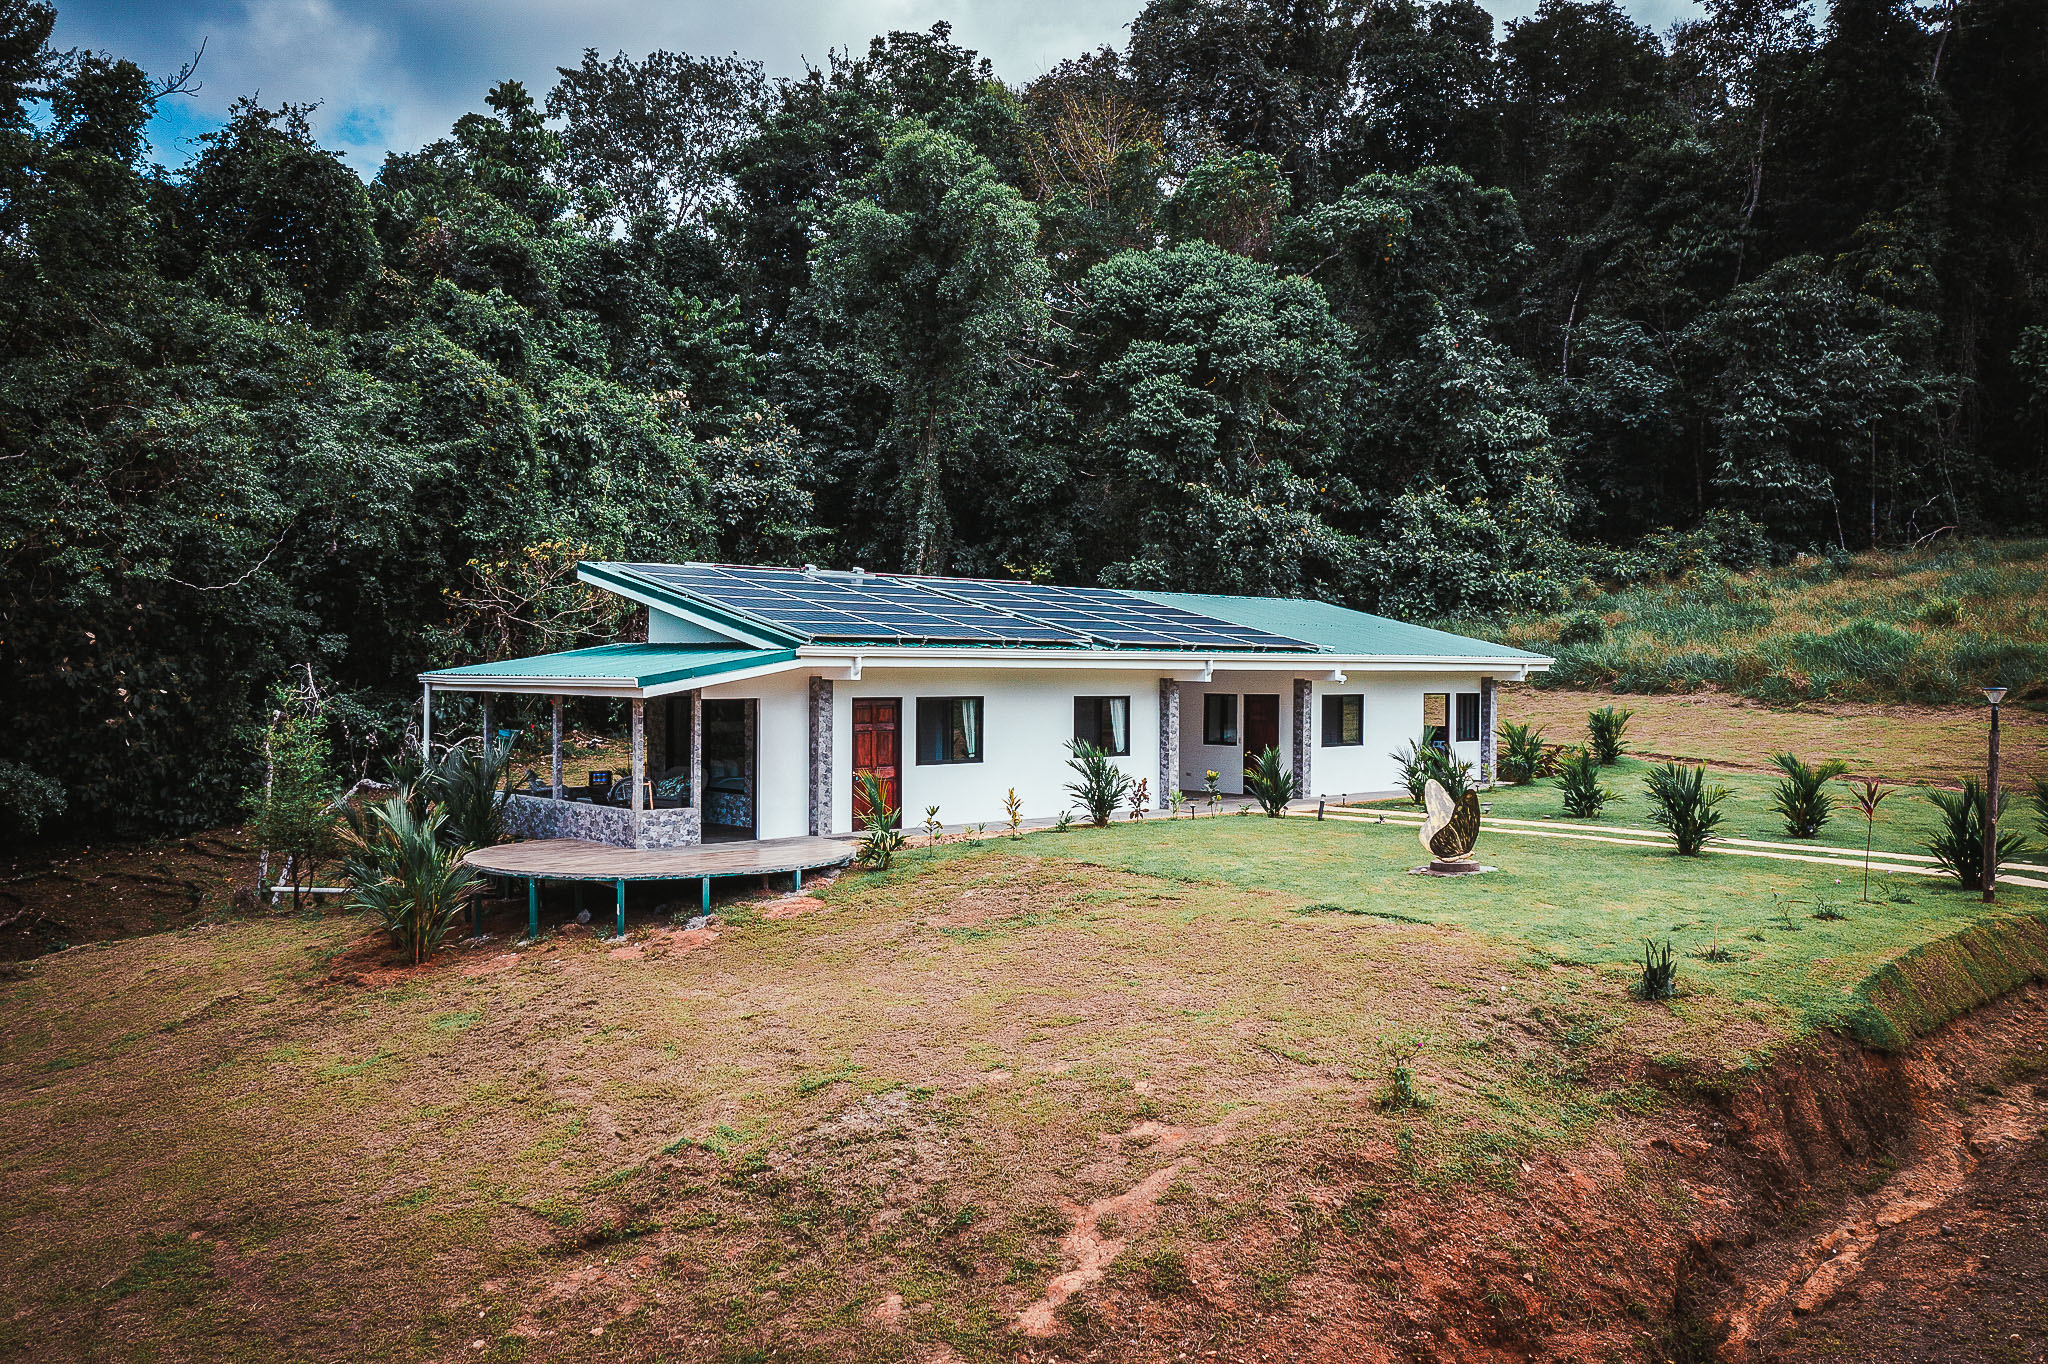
[
  {"xmin": 698, "ymin": 663, "xmax": 1505, "ymax": 837},
  {"xmin": 1297, "ymin": 674, "xmax": 1486, "ymax": 798},
  {"xmin": 828, "ymin": 667, "xmax": 1163, "ymax": 834}
]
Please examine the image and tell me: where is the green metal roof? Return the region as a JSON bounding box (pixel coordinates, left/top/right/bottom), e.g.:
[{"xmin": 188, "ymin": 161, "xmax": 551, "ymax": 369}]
[
  {"xmin": 421, "ymin": 643, "xmax": 795, "ymax": 691},
  {"xmin": 1131, "ymin": 591, "xmax": 1544, "ymax": 661}
]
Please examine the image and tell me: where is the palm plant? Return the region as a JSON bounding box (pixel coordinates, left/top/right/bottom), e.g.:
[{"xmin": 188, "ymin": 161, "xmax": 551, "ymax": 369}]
[
  {"xmin": 341, "ymin": 798, "xmax": 481, "ymax": 964},
  {"xmin": 428, "ymin": 736, "xmax": 512, "ymax": 851},
  {"xmin": 2033, "ymin": 775, "xmax": 2048, "ymax": 841},
  {"xmin": 1643, "ymin": 762, "xmax": 1726, "ymax": 856},
  {"xmin": 1423, "ymin": 747, "xmax": 1475, "ymax": 801},
  {"xmin": 1496, "ymin": 722, "xmax": 1550, "ymax": 784},
  {"xmin": 1925, "ymin": 780, "xmax": 2026, "ymax": 889},
  {"xmin": 1587, "ymin": 706, "xmax": 1633, "ymax": 765},
  {"xmin": 853, "ymin": 772, "xmax": 906, "ymax": 870},
  {"xmin": 1241, "ymin": 745, "xmax": 1297, "ymax": 817},
  {"xmin": 1555, "ymin": 747, "xmax": 1613, "ymax": 817},
  {"xmin": 1840, "ymin": 778, "xmax": 1895, "ymax": 902},
  {"xmin": 1003, "ymin": 788, "xmax": 1024, "ymax": 838},
  {"xmin": 1767, "ymin": 752, "xmax": 1849, "ymax": 838},
  {"xmin": 1390, "ymin": 738, "xmax": 1433, "ymax": 804},
  {"xmin": 1066, "ymin": 740, "xmax": 1134, "ymax": 828}
]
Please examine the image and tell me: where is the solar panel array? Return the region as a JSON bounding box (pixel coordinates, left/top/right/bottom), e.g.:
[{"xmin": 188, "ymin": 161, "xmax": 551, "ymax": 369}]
[{"xmin": 619, "ymin": 563, "xmax": 1321, "ymax": 653}]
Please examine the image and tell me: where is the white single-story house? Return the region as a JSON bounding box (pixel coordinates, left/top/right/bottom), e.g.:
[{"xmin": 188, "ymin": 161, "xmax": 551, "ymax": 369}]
[{"xmin": 419, "ymin": 562, "xmax": 1552, "ymax": 849}]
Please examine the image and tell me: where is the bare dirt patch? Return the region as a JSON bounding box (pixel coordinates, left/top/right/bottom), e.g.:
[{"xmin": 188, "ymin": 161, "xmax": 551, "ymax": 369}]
[{"xmin": 1502, "ymin": 686, "xmax": 2046, "ymax": 785}]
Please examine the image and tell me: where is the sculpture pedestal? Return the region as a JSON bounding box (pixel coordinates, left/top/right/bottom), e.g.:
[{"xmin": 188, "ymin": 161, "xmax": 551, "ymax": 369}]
[{"xmin": 1410, "ymin": 860, "xmax": 1496, "ymax": 877}]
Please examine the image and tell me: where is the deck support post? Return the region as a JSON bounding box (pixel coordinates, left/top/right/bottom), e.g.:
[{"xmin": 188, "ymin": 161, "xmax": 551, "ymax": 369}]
[
  {"xmin": 551, "ymin": 697, "xmax": 564, "ymax": 800},
  {"xmin": 701, "ymin": 876, "xmax": 710, "ymax": 912},
  {"xmin": 615, "ymin": 879, "xmax": 625, "ymax": 939},
  {"xmin": 527, "ymin": 878, "xmax": 537, "ymax": 939},
  {"xmin": 794, "ymin": 868, "xmax": 802, "ymax": 892},
  {"xmin": 421, "ymin": 683, "xmax": 432, "ymax": 754}
]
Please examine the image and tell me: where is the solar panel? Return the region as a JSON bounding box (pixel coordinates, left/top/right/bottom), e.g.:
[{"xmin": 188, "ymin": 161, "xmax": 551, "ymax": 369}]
[
  {"xmin": 910, "ymin": 577, "xmax": 1319, "ymax": 652},
  {"xmin": 623, "ymin": 563, "xmax": 1087, "ymax": 646},
  {"xmin": 618, "ymin": 562, "xmax": 1324, "ymax": 652}
]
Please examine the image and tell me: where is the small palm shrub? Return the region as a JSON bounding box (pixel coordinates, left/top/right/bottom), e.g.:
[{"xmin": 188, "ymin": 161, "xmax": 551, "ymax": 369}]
[
  {"xmin": 1587, "ymin": 706, "xmax": 1634, "ymax": 765},
  {"xmin": 1643, "ymin": 762, "xmax": 1726, "ymax": 855},
  {"xmin": 1841, "ymin": 777, "xmax": 1896, "ymax": 901},
  {"xmin": 1768, "ymin": 752, "xmax": 1849, "ymax": 837},
  {"xmin": 1925, "ymin": 780, "xmax": 2026, "ymax": 889},
  {"xmin": 2033, "ymin": 775, "xmax": 2048, "ymax": 840},
  {"xmin": 1637, "ymin": 939, "xmax": 1678, "ymax": 1000},
  {"xmin": 341, "ymin": 798, "xmax": 481, "ymax": 964},
  {"xmin": 1496, "ymin": 722, "xmax": 1551, "ymax": 784},
  {"xmin": 1556, "ymin": 748, "xmax": 1613, "ymax": 817},
  {"xmin": 1004, "ymin": 788, "xmax": 1023, "ymax": 838},
  {"xmin": 1425, "ymin": 747, "xmax": 1475, "ymax": 801},
  {"xmin": 1066, "ymin": 740, "xmax": 1134, "ymax": 828},
  {"xmin": 1242, "ymin": 745, "xmax": 1297, "ymax": 817},
  {"xmin": 1390, "ymin": 738, "xmax": 1432, "ymax": 804},
  {"xmin": 428, "ymin": 737, "xmax": 512, "ymax": 851},
  {"xmin": 853, "ymin": 772, "xmax": 906, "ymax": 870}
]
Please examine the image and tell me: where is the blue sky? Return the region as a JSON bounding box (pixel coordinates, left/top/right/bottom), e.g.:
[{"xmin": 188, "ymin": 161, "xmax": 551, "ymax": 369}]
[{"xmin": 50, "ymin": 0, "xmax": 1704, "ymax": 176}]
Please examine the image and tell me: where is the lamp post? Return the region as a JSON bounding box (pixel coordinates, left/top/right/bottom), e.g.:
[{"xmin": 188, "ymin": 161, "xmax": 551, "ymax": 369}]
[{"xmin": 1981, "ymin": 686, "xmax": 2006, "ymax": 903}]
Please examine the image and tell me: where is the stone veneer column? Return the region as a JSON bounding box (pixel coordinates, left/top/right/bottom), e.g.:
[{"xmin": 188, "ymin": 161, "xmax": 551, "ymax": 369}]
[
  {"xmin": 1479, "ymin": 677, "xmax": 1498, "ymax": 784},
  {"xmin": 1291, "ymin": 678, "xmax": 1312, "ymax": 798},
  {"xmin": 1157, "ymin": 678, "xmax": 1179, "ymax": 808},
  {"xmin": 687, "ymin": 690, "xmax": 703, "ymax": 846},
  {"xmin": 808, "ymin": 677, "xmax": 834, "ymax": 835}
]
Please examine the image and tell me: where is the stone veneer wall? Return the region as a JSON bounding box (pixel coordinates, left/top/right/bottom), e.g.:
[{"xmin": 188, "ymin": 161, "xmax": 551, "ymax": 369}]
[
  {"xmin": 1479, "ymin": 677, "xmax": 1498, "ymax": 784},
  {"xmin": 504, "ymin": 794, "xmax": 701, "ymax": 849},
  {"xmin": 1157, "ymin": 679, "xmax": 1179, "ymax": 807},
  {"xmin": 1291, "ymin": 678, "xmax": 1312, "ymax": 797},
  {"xmin": 808, "ymin": 677, "xmax": 833, "ymax": 835}
]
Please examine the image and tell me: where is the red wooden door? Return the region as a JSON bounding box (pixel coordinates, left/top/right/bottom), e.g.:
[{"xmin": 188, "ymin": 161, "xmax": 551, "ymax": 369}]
[
  {"xmin": 851, "ymin": 698, "xmax": 902, "ymax": 826},
  {"xmin": 1242, "ymin": 693, "xmax": 1280, "ymax": 759}
]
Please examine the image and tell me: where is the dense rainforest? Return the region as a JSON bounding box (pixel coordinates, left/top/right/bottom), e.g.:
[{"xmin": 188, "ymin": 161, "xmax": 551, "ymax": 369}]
[{"xmin": 0, "ymin": 0, "xmax": 2043, "ymax": 837}]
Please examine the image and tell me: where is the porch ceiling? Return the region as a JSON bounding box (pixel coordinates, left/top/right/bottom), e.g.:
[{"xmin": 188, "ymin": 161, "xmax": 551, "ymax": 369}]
[{"xmin": 420, "ymin": 643, "xmax": 797, "ymax": 697}]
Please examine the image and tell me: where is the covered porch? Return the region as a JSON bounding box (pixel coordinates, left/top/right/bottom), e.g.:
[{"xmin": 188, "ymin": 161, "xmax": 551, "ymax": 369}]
[{"xmin": 420, "ymin": 642, "xmax": 796, "ymax": 850}]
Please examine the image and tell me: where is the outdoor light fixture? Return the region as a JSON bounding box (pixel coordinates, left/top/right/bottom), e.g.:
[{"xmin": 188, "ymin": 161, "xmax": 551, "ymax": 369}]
[{"xmin": 1981, "ymin": 685, "xmax": 2005, "ymax": 902}]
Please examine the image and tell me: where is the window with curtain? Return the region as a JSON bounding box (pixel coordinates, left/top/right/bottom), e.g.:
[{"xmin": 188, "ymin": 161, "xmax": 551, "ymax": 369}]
[
  {"xmin": 1202, "ymin": 693, "xmax": 1238, "ymax": 745},
  {"xmin": 1455, "ymin": 692, "xmax": 1481, "ymax": 743},
  {"xmin": 1423, "ymin": 692, "xmax": 1449, "ymax": 754},
  {"xmin": 915, "ymin": 697, "xmax": 983, "ymax": 764},
  {"xmin": 1073, "ymin": 696, "xmax": 1130, "ymax": 755},
  {"xmin": 1320, "ymin": 694, "xmax": 1363, "ymax": 746}
]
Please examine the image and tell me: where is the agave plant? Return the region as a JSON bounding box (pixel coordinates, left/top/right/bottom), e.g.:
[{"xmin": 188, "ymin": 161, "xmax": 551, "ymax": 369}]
[
  {"xmin": 1066, "ymin": 740, "xmax": 1134, "ymax": 828},
  {"xmin": 1643, "ymin": 762, "xmax": 1726, "ymax": 856},
  {"xmin": 1768, "ymin": 752, "xmax": 1849, "ymax": 838},
  {"xmin": 341, "ymin": 798, "xmax": 481, "ymax": 964},
  {"xmin": 1241, "ymin": 745, "xmax": 1297, "ymax": 817},
  {"xmin": 1925, "ymin": 780, "xmax": 2027, "ymax": 889}
]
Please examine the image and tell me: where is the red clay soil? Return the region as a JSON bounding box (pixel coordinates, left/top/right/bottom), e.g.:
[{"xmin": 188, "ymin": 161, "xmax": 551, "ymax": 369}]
[{"xmin": 1045, "ymin": 985, "xmax": 2048, "ymax": 1364}]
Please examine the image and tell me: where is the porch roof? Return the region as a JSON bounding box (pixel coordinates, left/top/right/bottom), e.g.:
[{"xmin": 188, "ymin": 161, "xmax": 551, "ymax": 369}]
[{"xmin": 420, "ymin": 643, "xmax": 796, "ymax": 696}]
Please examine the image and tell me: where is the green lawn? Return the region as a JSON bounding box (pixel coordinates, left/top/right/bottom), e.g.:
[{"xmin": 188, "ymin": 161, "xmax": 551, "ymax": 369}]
[
  {"xmin": 954, "ymin": 809, "xmax": 2048, "ymax": 1048},
  {"xmin": 1349, "ymin": 755, "xmax": 2047, "ymax": 863}
]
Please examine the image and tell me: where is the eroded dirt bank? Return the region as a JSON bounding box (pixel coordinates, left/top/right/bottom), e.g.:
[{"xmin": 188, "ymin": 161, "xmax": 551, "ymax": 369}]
[{"xmin": 1040, "ymin": 983, "xmax": 2048, "ymax": 1363}]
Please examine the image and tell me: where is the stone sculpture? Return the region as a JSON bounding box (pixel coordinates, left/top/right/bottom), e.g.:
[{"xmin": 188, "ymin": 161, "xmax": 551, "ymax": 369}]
[{"xmin": 1418, "ymin": 778, "xmax": 1483, "ymax": 873}]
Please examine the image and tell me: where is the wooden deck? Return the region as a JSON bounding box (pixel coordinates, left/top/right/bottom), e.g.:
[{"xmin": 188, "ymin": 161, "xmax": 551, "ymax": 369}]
[{"xmin": 465, "ymin": 835, "xmax": 855, "ymax": 884}]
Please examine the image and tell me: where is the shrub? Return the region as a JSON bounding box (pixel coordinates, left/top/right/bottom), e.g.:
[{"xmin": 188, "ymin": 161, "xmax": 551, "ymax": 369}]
[
  {"xmin": 1242, "ymin": 745, "xmax": 1297, "ymax": 817},
  {"xmin": 1390, "ymin": 738, "xmax": 1432, "ymax": 804},
  {"xmin": 427, "ymin": 736, "xmax": 512, "ymax": 852},
  {"xmin": 1587, "ymin": 706, "xmax": 1633, "ymax": 765},
  {"xmin": 1925, "ymin": 780, "xmax": 2027, "ymax": 889},
  {"xmin": 1497, "ymin": 722, "xmax": 1551, "ymax": 784},
  {"xmin": 922, "ymin": 805, "xmax": 944, "ymax": 840},
  {"xmin": 0, "ymin": 761, "xmax": 65, "ymax": 842},
  {"xmin": 1425, "ymin": 747, "xmax": 1475, "ymax": 801},
  {"xmin": 1768, "ymin": 752, "xmax": 1849, "ymax": 837},
  {"xmin": 2033, "ymin": 776, "xmax": 2048, "ymax": 841},
  {"xmin": 244, "ymin": 694, "xmax": 339, "ymax": 908},
  {"xmin": 1637, "ymin": 939, "xmax": 1678, "ymax": 1000},
  {"xmin": 1066, "ymin": 740, "xmax": 1134, "ymax": 828},
  {"xmin": 1915, "ymin": 595, "xmax": 1961, "ymax": 627},
  {"xmin": 341, "ymin": 798, "xmax": 482, "ymax": 964},
  {"xmin": 1128, "ymin": 777, "xmax": 1150, "ymax": 820},
  {"xmin": 1643, "ymin": 762, "xmax": 1726, "ymax": 855},
  {"xmin": 1556, "ymin": 748, "xmax": 1613, "ymax": 817},
  {"xmin": 853, "ymin": 772, "xmax": 906, "ymax": 870},
  {"xmin": 1004, "ymin": 788, "xmax": 1024, "ymax": 838},
  {"xmin": 1556, "ymin": 612, "xmax": 1605, "ymax": 646}
]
